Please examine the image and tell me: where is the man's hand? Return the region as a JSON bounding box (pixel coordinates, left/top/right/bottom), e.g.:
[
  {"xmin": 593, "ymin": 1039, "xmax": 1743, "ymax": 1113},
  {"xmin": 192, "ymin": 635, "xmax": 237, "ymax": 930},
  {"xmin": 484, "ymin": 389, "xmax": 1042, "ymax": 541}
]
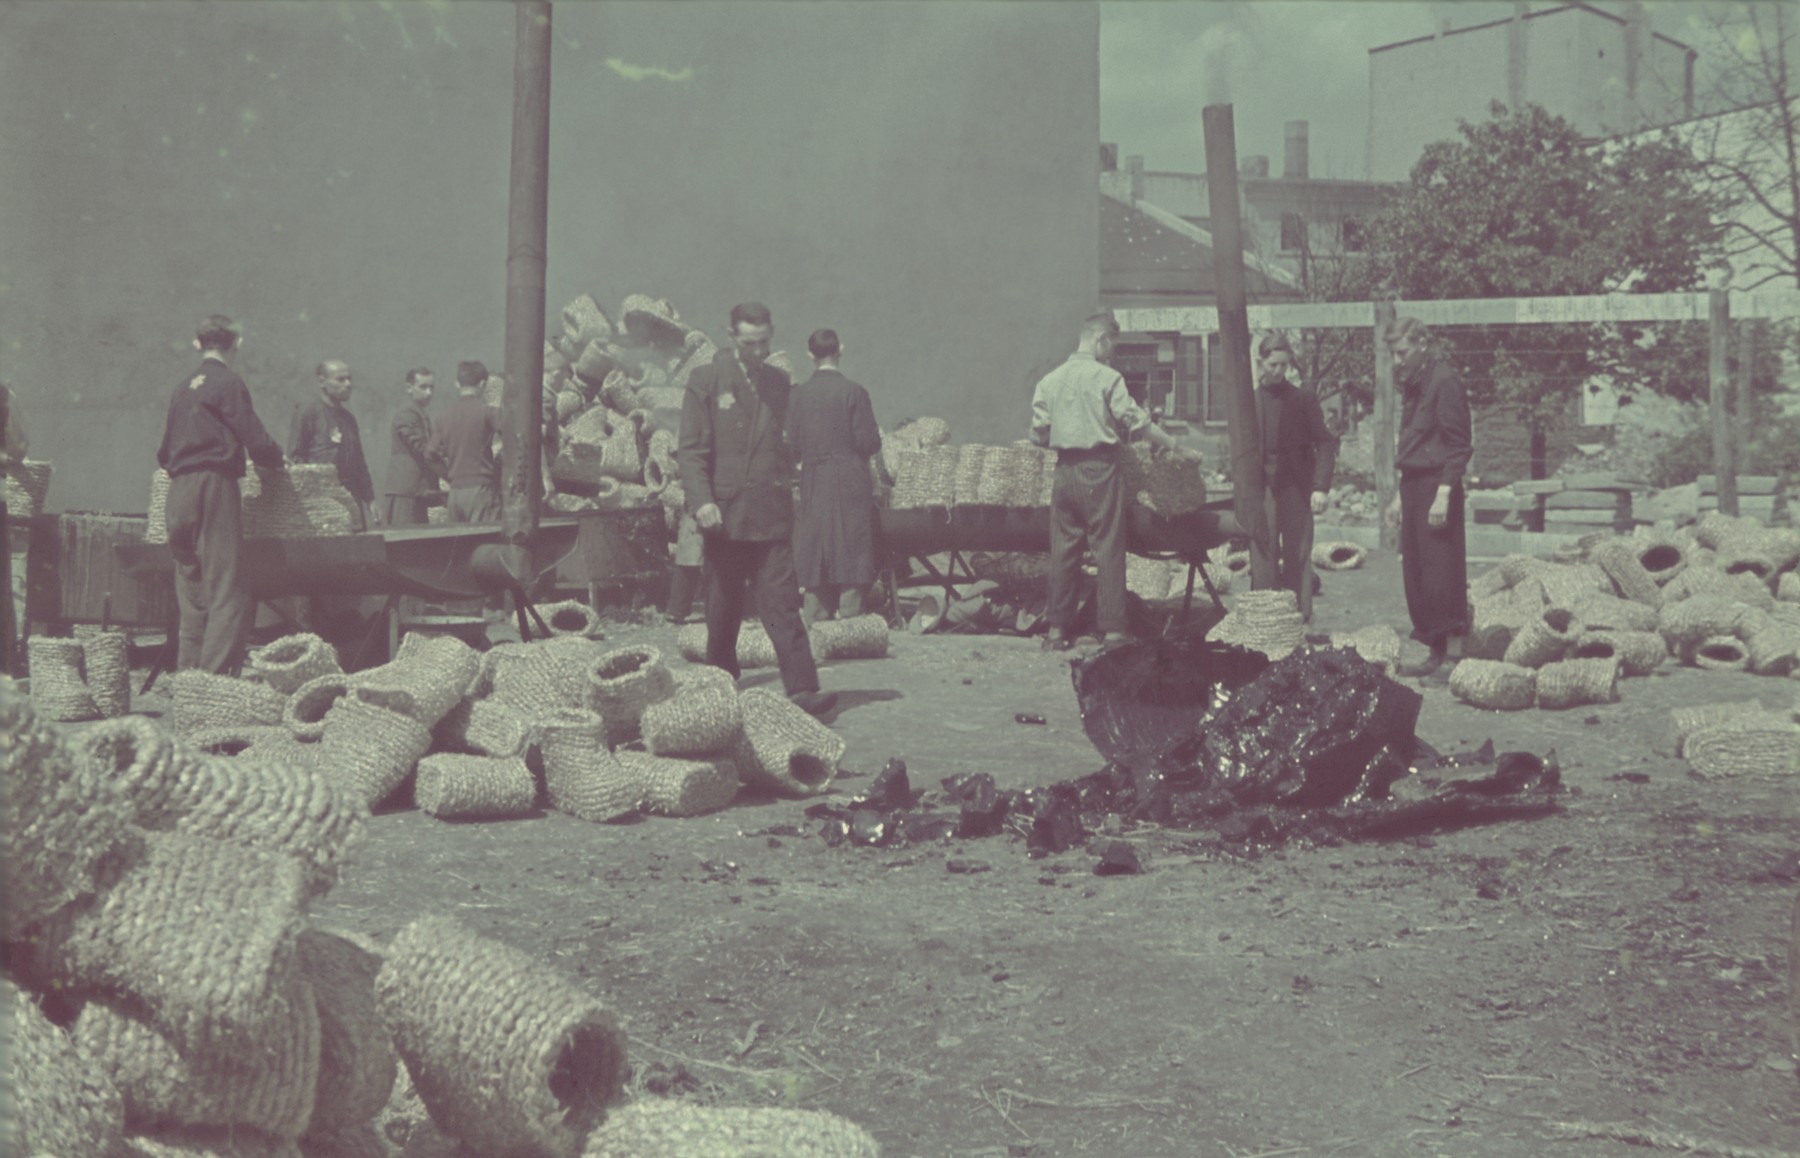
[
  {"xmin": 1427, "ymin": 494, "xmax": 1450, "ymax": 529},
  {"xmin": 1310, "ymin": 490, "xmax": 1327, "ymax": 516},
  {"xmin": 695, "ymin": 502, "xmax": 723, "ymax": 530},
  {"xmin": 1383, "ymin": 495, "xmax": 1402, "ymax": 529},
  {"xmin": 369, "ymin": 507, "xmax": 383, "ymax": 527}
]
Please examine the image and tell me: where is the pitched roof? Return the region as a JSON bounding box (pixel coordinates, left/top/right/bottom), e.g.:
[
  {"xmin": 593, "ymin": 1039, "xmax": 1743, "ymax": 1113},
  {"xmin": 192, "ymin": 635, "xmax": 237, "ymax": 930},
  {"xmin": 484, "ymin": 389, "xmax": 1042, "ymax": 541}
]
[{"xmin": 1100, "ymin": 187, "xmax": 1301, "ymax": 302}]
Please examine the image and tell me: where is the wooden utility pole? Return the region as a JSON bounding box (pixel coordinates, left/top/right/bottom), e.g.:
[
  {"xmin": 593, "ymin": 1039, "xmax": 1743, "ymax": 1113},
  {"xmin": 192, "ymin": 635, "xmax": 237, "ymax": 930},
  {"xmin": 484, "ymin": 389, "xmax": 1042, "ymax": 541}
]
[
  {"xmin": 501, "ymin": 0, "xmax": 552, "ymax": 547},
  {"xmin": 1733, "ymin": 318, "xmax": 1754, "ymax": 463},
  {"xmin": 1201, "ymin": 104, "xmax": 1270, "ymax": 572},
  {"xmin": 1372, "ymin": 301, "xmax": 1397, "ymax": 552},
  {"xmin": 1708, "ymin": 289, "xmax": 1736, "ymax": 517}
]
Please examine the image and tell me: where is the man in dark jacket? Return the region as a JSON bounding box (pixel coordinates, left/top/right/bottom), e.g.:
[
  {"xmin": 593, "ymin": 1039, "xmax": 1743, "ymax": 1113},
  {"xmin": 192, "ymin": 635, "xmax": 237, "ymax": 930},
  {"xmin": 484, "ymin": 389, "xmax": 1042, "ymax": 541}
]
[
  {"xmin": 158, "ymin": 314, "xmax": 285, "ymax": 674},
  {"xmin": 677, "ymin": 302, "xmax": 834, "ymax": 716},
  {"xmin": 1382, "ymin": 315, "xmax": 1473, "ymax": 679},
  {"xmin": 384, "ymin": 367, "xmax": 441, "ymax": 526},
  {"xmin": 1248, "ymin": 333, "xmax": 1338, "ymax": 623},
  {"xmin": 289, "ymin": 358, "xmax": 378, "ymax": 529},
  {"xmin": 429, "ymin": 361, "xmax": 503, "ymax": 524},
  {"xmin": 786, "ymin": 329, "xmax": 882, "ymax": 625}
]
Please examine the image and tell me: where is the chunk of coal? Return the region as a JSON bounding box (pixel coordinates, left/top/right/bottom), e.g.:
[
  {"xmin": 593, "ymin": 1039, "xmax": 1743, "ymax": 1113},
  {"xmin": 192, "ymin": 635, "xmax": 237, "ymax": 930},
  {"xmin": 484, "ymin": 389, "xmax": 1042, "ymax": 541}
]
[
  {"xmin": 901, "ymin": 814, "xmax": 958, "ymax": 844},
  {"xmin": 853, "ymin": 758, "xmax": 916, "ymax": 812},
  {"xmin": 1072, "ymin": 626, "xmax": 1270, "ymax": 764},
  {"xmin": 1026, "ymin": 795, "xmax": 1086, "ymax": 857},
  {"xmin": 1093, "ymin": 840, "xmax": 1143, "ymax": 875},
  {"xmin": 944, "ymin": 772, "xmax": 1009, "ymax": 838},
  {"xmin": 1014, "ymin": 713, "xmax": 1047, "ymax": 726},
  {"xmin": 849, "ymin": 810, "xmax": 892, "ymax": 847}
]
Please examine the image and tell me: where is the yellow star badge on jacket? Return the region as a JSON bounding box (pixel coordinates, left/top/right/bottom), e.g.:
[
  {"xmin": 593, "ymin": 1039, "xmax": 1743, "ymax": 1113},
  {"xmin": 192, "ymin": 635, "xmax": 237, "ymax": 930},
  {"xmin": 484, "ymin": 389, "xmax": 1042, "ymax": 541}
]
[
  {"xmin": 330, "ymin": 427, "xmax": 344, "ymax": 444},
  {"xmin": 718, "ymin": 393, "xmax": 736, "ymax": 411}
]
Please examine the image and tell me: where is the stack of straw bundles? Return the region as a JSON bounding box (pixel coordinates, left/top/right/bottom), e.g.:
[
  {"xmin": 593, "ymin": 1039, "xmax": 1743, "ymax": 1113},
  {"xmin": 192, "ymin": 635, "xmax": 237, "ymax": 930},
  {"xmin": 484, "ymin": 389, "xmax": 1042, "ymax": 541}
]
[
  {"xmin": 73, "ymin": 984, "xmax": 320, "ymax": 1138},
  {"xmin": 149, "ymin": 466, "xmax": 360, "ymax": 543},
  {"xmin": 1664, "ymin": 699, "xmax": 1767, "ymax": 758},
  {"xmin": 1572, "ymin": 630, "xmax": 1667, "ymax": 677},
  {"xmin": 1311, "ymin": 541, "xmax": 1367, "ymax": 572},
  {"xmin": 76, "ymin": 717, "xmax": 364, "ymax": 895},
  {"xmin": 951, "ymin": 443, "xmax": 989, "ymax": 507},
  {"xmin": 1588, "ymin": 538, "xmax": 1662, "ymax": 606},
  {"xmin": 1691, "ymin": 635, "xmax": 1750, "ymax": 672},
  {"xmin": 169, "ymin": 670, "xmax": 288, "ymax": 736},
  {"xmin": 431, "ymin": 698, "xmax": 531, "ymax": 759},
  {"xmin": 732, "ymin": 689, "xmax": 845, "ymax": 797},
  {"xmin": 583, "ymin": 1100, "xmax": 881, "ymax": 1157},
  {"xmin": 1502, "ymin": 607, "xmax": 1583, "ymax": 668},
  {"xmin": 2, "ymin": 458, "xmax": 53, "ymax": 517},
  {"xmin": 585, "ymin": 645, "xmax": 676, "ymax": 744},
  {"xmin": 1329, "ymin": 624, "xmax": 1401, "ymax": 675},
  {"xmin": 537, "ymin": 708, "xmax": 640, "ymax": 822},
  {"xmin": 1684, "ymin": 714, "xmax": 1800, "ymax": 779},
  {"xmin": 3, "ymin": 977, "xmax": 127, "ymax": 1157},
  {"xmin": 1534, "ymin": 656, "xmax": 1620, "ymax": 710},
  {"xmin": 26, "ymin": 832, "xmax": 308, "ymax": 1054},
  {"xmin": 1123, "ymin": 442, "xmax": 1206, "ymax": 516},
  {"xmin": 2, "ymin": 682, "xmax": 136, "ymax": 939},
  {"xmin": 1210, "ymin": 590, "xmax": 1305, "ymax": 659},
  {"xmin": 540, "ymin": 599, "xmax": 603, "ymax": 638},
  {"xmin": 615, "ymin": 752, "xmax": 741, "ymax": 817},
  {"xmin": 76, "ymin": 626, "xmax": 134, "ymax": 718},
  {"xmin": 374, "ymin": 916, "xmax": 626, "ymax": 1158},
  {"xmin": 316, "ymin": 696, "xmax": 432, "ymax": 810},
  {"xmin": 896, "ymin": 415, "xmax": 952, "ymax": 446},
  {"xmin": 1448, "ymin": 659, "xmax": 1537, "ymax": 710},
  {"xmin": 677, "ymin": 621, "xmax": 777, "ymax": 669},
  {"xmin": 27, "ymin": 636, "xmax": 100, "ymax": 722},
  {"xmin": 1570, "ymin": 591, "xmax": 1659, "ymax": 633},
  {"xmin": 296, "ymin": 928, "xmax": 398, "ymax": 1137},
  {"xmin": 1124, "ymin": 554, "xmax": 1176, "ymax": 602},
  {"xmin": 975, "ymin": 444, "xmax": 1054, "ymax": 508},
  {"xmin": 640, "ymin": 665, "xmax": 743, "ymax": 758},
  {"xmin": 810, "ymin": 613, "xmax": 890, "ymax": 661},
  {"xmin": 414, "ymin": 754, "xmax": 536, "ymax": 821},
  {"xmin": 247, "ymin": 634, "xmax": 342, "ymax": 695},
  {"xmin": 888, "ymin": 445, "xmax": 959, "ymax": 510}
]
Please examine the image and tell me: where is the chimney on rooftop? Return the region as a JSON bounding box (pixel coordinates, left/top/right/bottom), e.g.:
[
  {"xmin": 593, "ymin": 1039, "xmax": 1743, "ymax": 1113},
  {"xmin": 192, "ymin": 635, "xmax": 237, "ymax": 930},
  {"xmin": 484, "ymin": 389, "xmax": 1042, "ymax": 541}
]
[
  {"xmin": 1283, "ymin": 121, "xmax": 1309, "ymax": 180},
  {"xmin": 1126, "ymin": 154, "xmax": 1145, "ymax": 202},
  {"xmin": 1240, "ymin": 155, "xmax": 1269, "ymax": 180},
  {"xmin": 1100, "ymin": 142, "xmax": 1118, "ymax": 172}
]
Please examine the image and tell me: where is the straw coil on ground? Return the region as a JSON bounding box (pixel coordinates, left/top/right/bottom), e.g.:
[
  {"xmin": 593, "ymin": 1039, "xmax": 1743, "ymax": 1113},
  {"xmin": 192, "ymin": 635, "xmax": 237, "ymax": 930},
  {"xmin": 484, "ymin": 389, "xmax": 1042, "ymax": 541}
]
[
  {"xmin": 581, "ymin": 1099, "xmax": 881, "ymax": 1158},
  {"xmin": 374, "ymin": 915, "xmax": 626, "ymax": 1158},
  {"xmin": 1665, "ymin": 699, "xmax": 1767, "ymax": 758},
  {"xmin": 1311, "ymin": 541, "xmax": 1367, "ymax": 572},
  {"xmin": 1448, "ymin": 659, "xmax": 1537, "ymax": 711},
  {"xmin": 540, "ymin": 599, "xmax": 604, "ymax": 638},
  {"xmin": 297, "ymin": 927, "xmax": 398, "ymax": 1135},
  {"xmin": 731, "ymin": 689, "xmax": 845, "ymax": 798},
  {"xmin": 414, "ymin": 754, "xmax": 537, "ymax": 820},
  {"xmin": 1684, "ymin": 715, "xmax": 1800, "ymax": 779},
  {"xmin": 1690, "ymin": 634, "xmax": 1750, "ymax": 672},
  {"xmin": 1534, "ymin": 656, "xmax": 1620, "ymax": 710},
  {"xmin": 2, "ymin": 976, "xmax": 127, "ymax": 1158},
  {"xmin": 73, "ymin": 983, "xmax": 320, "ymax": 1138},
  {"xmin": 1738, "ymin": 611, "xmax": 1800, "ymax": 676}
]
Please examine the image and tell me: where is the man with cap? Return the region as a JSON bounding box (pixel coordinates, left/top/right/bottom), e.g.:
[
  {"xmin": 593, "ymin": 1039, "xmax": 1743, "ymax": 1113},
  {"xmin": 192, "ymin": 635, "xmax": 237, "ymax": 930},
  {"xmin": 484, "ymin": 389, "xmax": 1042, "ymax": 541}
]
[
  {"xmin": 786, "ymin": 328, "xmax": 882, "ymax": 624},
  {"xmin": 157, "ymin": 314, "xmax": 285, "ymax": 674},
  {"xmin": 384, "ymin": 367, "xmax": 442, "ymax": 526},
  {"xmin": 1248, "ymin": 332, "xmax": 1337, "ymax": 623},
  {"xmin": 289, "ymin": 358, "xmax": 378, "ymax": 530}
]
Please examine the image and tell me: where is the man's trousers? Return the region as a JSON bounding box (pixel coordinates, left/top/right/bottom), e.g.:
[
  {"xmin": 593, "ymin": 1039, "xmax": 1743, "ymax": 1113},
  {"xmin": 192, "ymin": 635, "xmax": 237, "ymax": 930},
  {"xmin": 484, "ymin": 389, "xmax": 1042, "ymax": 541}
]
[
  {"xmin": 702, "ymin": 535, "xmax": 821, "ymax": 696},
  {"xmin": 1048, "ymin": 448, "xmax": 1127, "ymax": 637},
  {"xmin": 1398, "ymin": 470, "xmax": 1468, "ymax": 650},
  {"xmin": 166, "ymin": 470, "xmax": 250, "ymax": 675},
  {"xmin": 1248, "ymin": 484, "xmax": 1317, "ymax": 622}
]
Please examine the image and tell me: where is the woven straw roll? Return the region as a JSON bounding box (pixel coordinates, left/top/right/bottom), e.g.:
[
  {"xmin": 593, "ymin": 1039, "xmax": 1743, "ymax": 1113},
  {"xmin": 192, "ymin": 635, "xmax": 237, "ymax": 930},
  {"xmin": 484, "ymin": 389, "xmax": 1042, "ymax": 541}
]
[
  {"xmin": 1715, "ymin": 533, "xmax": 1780, "ymax": 582},
  {"xmin": 1667, "ymin": 700, "xmax": 1767, "ymax": 758},
  {"xmin": 248, "ymin": 634, "xmax": 343, "ymax": 696},
  {"xmin": 1125, "ymin": 554, "xmax": 1176, "ymax": 602},
  {"xmin": 488, "ymin": 640, "xmax": 594, "ymax": 716},
  {"xmin": 585, "ymin": 645, "xmax": 676, "ymax": 744},
  {"xmin": 4, "ymin": 976, "xmax": 127, "ymax": 1157},
  {"xmin": 1661, "ymin": 565, "xmax": 1775, "ymax": 610},
  {"xmin": 164, "ymin": 753, "xmax": 366, "ymax": 896},
  {"xmin": 350, "ymin": 633, "xmax": 480, "ymax": 729},
  {"xmin": 1658, "ymin": 594, "xmax": 1751, "ymax": 653},
  {"xmin": 1630, "ymin": 526, "xmax": 1690, "ymax": 585},
  {"xmin": 616, "ymin": 751, "xmax": 740, "ymax": 817},
  {"xmin": 1448, "ymin": 659, "xmax": 1537, "ymax": 711},
  {"xmin": 640, "ymin": 667, "xmax": 743, "ymax": 758},
  {"xmin": 1570, "ymin": 591, "xmax": 1660, "ymax": 633},
  {"xmin": 1779, "ymin": 571, "xmax": 1800, "ymax": 603},
  {"xmin": 1756, "ymin": 527, "xmax": 1800, "ymax": 573},
  {"xmin": 897, "ymin": 416, "xmax": 952, "ymax": 446},
  {"xmin": 1330, "ymin": 623, "xmax": 1401, "ymax": 675},
  {"xmin": 1497, "ymin": 553, "xmax": 1553, "ymax": 588},
  {"xmin": 1685, "ymin": 716, "xmax": 1800, "ymax": 779},
  {"xmin": 316, "ymin": 697, "xmax": 432, "ymax": 810},
  {"xmin": 374, "ymin": 915, "xmax": 626, "ymax": 1158},
  {"xmin": 888, "ymin": 445, "xmax": 959, "ymax": 510},
  {"xmin": 2, "ymin": 681, "xmax": 136, "ymax": 938},
  {"xmin": 229, "ymin": 464, "xmax": 358, "ymax": 540},
  {"xmin": 562, "ymin": 293, "xmax": 613, "ymax": 348},
  {"xmin": 27, "ymin": 831, "xmax": 307, "ymax": 1054},
  {"xmin": 121, "ymin": 1127, "xmax": 303, "ymax": 1156},
  {"xmin": 1693, "ymin": 509, "xmax": 1751, "ymax": 550},
  {"xmin": 1210, "ymin": 590, "xmax": 1305, "ymax": 659},
  {"xmin": 2, "ymin": 458, "xmax": 54, "ymax": 517},
  {"xmin": 1575, "ymin": 630, "xmax": 1666, "ymax": 677},
  {"xmin": 1691, "ymin": 634, "xmax": 1750, "ymax": 671},
  {"xmin": 431, "ymin": 698, "xmax": 531, "ymax": 759},
  {"xmin": 1468, "ymin": 561, "xmax": 1513, "ymax": 602},
  {"xmin": 1589, "ymin": 538, "xmax": 1662, "ymax": 606},
  {"xmin": 1536, "ymin": 563, "xmax": 1610, "ymax": 610},
  {"xmin": 169, "ymin": 670, "xmax": 288, "ymax": 736},
  {"xmin": 1465, "ymin": 592, "xmax": 1530, "ymax": 661},
  {"xmin": 676, "ymin": 621, "xmax": 777, "ymax": 669},
  {"xmin": 951, "ymin": 443, "xmax": 990, "ymax": 507},
  {"xmin": 582, "ymin": 1100, "xmax": 881, "ymax": 1158},
  {"xmin": 540, "ymin": 598, "xmax": 603, "ymax": 638},
  {"xmin": 730, "ymin": 689, "xmax": 845, "ymax": 798},
  {"xmin": 1310, "ymin": 540, "xmax": 1367, "ymax": 572},
  {"xmin": 297, "ymin": 928, "xmax": 398, "ymax": 1134},
  {"xmin": 415, "ymin": 754, "xmax": 537, "ymax": 820},
  {"xmin": 643, "ymin": 445, "xmax": 677, "ymax": 492},
  {"xmin": 75, "ymin": 716, "xmax": 194, "ymax": 817},
  {"xmin": 297, "ymin": 1124, "xmax": 386, "ymax": 1158},
  {"xmin": 809, "ymin": 613, "xmax": 890, "ymax": 662},
  {"xmin": 74, "ymin": 983, "xmax": 320, "ymax": 1138},
  {"xmin": 182, "ymin": 725, "xmax": 319, "ymax": 767},
  {"xmin": 77, "ymin": 627, "xmax": 134, "ymax": 718},
  {"xmin": 646, "ymin": 427, "xmax": 677, "ymax": 460},
  {"xmin": 1123, "ymin": 443, "xmax": 1206, "ymax": 516},
  {"xmin": 27, "ymin": 635, "xmax": 100, "ymax": 722},
  {"xmin": 1534, "ymin": 656, "xmax": 1620, "ymax": 710},
  {"xmin": 1740, "ymin": 613, "xmax": 1800, "ymax": 676},
  {"xmin": 538, "ymin": 708, "xmax": 640, "ymax": 822},
  {"xmin": 1502, "ymin": 607, "xmax": 1583, "ymax": 669}
]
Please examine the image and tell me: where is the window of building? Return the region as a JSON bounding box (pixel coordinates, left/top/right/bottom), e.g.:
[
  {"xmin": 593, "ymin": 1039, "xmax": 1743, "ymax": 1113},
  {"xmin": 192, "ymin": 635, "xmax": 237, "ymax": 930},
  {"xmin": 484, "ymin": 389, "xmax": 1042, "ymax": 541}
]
[
  {"xmin": 1280, "ymin": 211, "xmax": 1306, "ymax": 253},
  {"xmin": 1341, "ymin": 217, "xmax": 1366, "ymax": 252}
]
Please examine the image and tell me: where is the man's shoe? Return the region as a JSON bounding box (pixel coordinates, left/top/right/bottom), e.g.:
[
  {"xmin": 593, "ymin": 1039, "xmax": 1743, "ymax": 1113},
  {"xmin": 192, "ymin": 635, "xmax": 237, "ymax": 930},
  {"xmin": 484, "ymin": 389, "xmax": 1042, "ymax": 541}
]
[
  {"xmin": 790, "ymin": 690, "xmax": 838, "ymax": 717},
  {"xmin": 1398, "ymin": 650, "xmax": 1447, "ymax": 679},
  {"xmin": 1100, "ymin": 632, "xmax": 1136, "ymax": 649},
  {"xmin": 1041, "ymin": 632, "xmax": 1072, "ymax": 653},
  {"xmin": 1417, "ymin": 661, "xmax": 1456, "ymax": 688}
]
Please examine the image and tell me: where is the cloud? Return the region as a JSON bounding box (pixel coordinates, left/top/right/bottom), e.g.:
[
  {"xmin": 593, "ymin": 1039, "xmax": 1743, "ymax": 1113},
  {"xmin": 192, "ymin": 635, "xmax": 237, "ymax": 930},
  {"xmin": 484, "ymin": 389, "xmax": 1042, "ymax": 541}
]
[{"xmin": 604, "ymin": 58, "xmax": 694, "ymax": 83}]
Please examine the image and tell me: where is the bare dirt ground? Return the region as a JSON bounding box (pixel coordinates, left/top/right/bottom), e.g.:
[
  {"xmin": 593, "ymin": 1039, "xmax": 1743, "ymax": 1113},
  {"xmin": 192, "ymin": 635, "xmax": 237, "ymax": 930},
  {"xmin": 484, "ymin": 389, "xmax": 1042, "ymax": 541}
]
[{"xmin": 305, "ymin": 551, "xmax": 1799, "ymax": 1158}]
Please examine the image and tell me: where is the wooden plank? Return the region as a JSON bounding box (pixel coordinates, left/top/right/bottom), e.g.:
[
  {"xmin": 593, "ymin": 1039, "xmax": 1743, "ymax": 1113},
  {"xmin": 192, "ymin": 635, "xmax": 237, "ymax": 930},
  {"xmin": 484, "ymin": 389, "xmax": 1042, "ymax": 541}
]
[
  {"xmin": 1709, "ymin": 290, "xmax": 1736, "ymax": 516},
  {"xmin": 1543, "ymin": 508, "xmax": 1623, "ymax": 525},
  {"xmin": 1511, "ymin": 479, "xmax": 1564, "ymax": 496},
  {"xmin": 1697, "ymin": 474, "xmax": 1779, "ymax": 496},
  {"xmin": 1558, "ymin": 473, "xmax": 1638, "ymax": 492},
  {"xmin": 1545, "ymin": 491, "xmax": 1626, "ymax": 510},
  {"xmin": 1467, "ymin": 491, "xmax": 1529, "ymax": 511},
  {"xmin": 1373, "ymin": 302, "xmax": 1398, "ymax": 552}
]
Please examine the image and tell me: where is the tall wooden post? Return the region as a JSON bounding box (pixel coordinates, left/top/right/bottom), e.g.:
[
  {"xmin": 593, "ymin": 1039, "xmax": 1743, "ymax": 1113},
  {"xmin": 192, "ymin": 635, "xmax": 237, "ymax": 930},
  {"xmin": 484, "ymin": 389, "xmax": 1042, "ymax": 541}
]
[
  {"xmin": 501, "ymin": 0, "xmax": 552, "ymax": 547},
  {"xmin": 1733, "ymin": 318, "xmax": 1754, "ymax": 464},
  {"xmin": 1708, "ymin": 289, "xmax": 1736, "ymax": 517},
  {"xmin": 1202, "ymin": 104, "xmax": 1269, "ymax": 571},
  {"xmin": 1372, "ymin": 301, "xmax": 1398, "ymax": 552}
]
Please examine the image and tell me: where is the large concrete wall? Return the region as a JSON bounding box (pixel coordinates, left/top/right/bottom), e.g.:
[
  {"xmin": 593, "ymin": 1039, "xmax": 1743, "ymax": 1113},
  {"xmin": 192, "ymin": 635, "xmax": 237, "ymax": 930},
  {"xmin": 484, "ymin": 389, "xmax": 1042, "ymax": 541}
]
[{"xmin": 0, "ymin": 0, "xmax": 1099, "ymax": 514}]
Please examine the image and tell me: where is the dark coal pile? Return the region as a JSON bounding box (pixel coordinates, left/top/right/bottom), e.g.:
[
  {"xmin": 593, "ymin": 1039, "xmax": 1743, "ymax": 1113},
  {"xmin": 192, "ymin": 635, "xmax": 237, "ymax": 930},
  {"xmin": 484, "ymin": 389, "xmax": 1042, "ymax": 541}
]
[{"xmin": 807, "ymin": 631, "xmax": 1564, "ymax": 864}]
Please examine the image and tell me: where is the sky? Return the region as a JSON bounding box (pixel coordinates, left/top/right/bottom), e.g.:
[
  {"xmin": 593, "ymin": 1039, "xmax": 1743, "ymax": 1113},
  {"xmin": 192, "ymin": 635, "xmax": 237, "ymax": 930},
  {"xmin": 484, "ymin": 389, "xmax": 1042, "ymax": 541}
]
[{"xmin": 1099, "ymin": 0, "xmax": 1776, "ymax": 180}]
